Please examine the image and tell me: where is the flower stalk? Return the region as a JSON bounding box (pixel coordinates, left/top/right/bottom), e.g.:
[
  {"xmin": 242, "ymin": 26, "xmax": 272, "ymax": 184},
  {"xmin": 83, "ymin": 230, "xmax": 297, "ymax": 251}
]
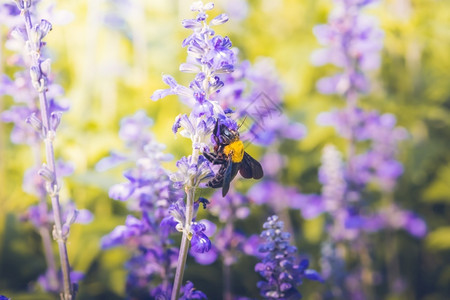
[
  {"xmin": 152, "ymin": 1, "xmax": 240, "ymax": 298},
  {"xmin": 17, "ymin": 1, "xmax": 73, "ymax": 299},
  {"xmin": 171, "ymin": 183, "xmax": 196, "ymax": 300}
]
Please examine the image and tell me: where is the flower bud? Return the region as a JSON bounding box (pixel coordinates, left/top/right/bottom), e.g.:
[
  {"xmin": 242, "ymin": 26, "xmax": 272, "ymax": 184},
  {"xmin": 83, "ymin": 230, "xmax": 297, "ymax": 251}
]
[
  {"xmin": 179, "ymin": 63, "xmax": 200, "ymax": 73},
  {"xmin": 182, "ymin": 19, "xmax": 202, "ymax": 29},
  {"xmin": 203, "ymin": 2, "xmax": 214, "ymax": 10},
  {"xmin": 38, "ymin": 19, "xmax": 52, "ymax": 38},
  {"xmin": 13, "ymin": 0, "xmax": 25, "ymax": 9},
  {"xmin": 30, "ymin": 66, "xmax": 41, "ymax": 83},
  {"xmin": 26, "ymin": 113, "xmax": 43, "ymax": 133},
  {"xmin": 211, "ymin": 14, "xmax": 229, "ymax": 26},
  {"xmin": 40, "ymin": 58, "xmax": 52, "ymax": 76},
  {"xmin": 38, "ymin": 164, "xmax": 55, "ymax": 183},
  {"xmin": 50, "ymin": 111, "xmax": 62, "ymax": 131}
]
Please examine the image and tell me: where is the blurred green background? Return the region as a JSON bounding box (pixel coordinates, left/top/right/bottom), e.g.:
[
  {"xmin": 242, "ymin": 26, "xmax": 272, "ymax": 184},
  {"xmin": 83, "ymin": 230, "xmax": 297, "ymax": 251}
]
[{"xmin": 1, "ymin": 0, "xmax": 450, "ymax": 299}]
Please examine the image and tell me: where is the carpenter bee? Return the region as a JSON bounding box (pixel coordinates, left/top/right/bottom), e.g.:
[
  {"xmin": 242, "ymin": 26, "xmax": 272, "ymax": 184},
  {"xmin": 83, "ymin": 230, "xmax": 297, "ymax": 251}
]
[{"xmin": 204, "ymin": 118, "xmax": 263, "ymax": 197}]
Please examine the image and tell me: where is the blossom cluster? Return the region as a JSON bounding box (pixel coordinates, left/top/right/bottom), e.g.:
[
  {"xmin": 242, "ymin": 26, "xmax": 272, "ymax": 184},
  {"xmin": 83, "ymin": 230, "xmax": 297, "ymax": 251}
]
[
  {"xmin": 148, "ymin": 2, "xmax": 325, "ymax": 298},
  {"xmin": 255, "ymin": 215, "xmax": 323, "ymax": 299},
  {"xmin": 2, "ymin": 0, "xmax": 431, "ymax": 299},
  {"xmin": 1, "ymin": 1, "xmax": 86, "ymax": 297},
  {"xmin": 309, "ymin": 0, "xmax": 426, "ymax": 240},
  {"xmin": 98, "ymin": 111, "xmax": 208, "ymax": 298},
  {"xmin": 308, "ymin": 0, "xmax": 427, "ymax": 297},
  {"xmin": 311, "ymin": 0, "xmax": 384, "ymax": 96}
]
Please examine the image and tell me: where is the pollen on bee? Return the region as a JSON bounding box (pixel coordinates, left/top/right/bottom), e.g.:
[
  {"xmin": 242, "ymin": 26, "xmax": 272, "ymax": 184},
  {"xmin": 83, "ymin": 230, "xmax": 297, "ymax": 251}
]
[{"xmin": 224, "ymin": 140, "xmax": 244, "ymax": 163}]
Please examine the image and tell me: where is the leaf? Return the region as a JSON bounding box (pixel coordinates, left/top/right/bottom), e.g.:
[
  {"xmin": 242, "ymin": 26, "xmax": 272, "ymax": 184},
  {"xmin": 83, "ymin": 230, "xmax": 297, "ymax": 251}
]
[
  {"xmin": 422, "ymin": 166, "xmax": 450, "ymax": 203},
  {"xmin": 426, "ymin": 227, "xmax": 450, "ymax": 251}
]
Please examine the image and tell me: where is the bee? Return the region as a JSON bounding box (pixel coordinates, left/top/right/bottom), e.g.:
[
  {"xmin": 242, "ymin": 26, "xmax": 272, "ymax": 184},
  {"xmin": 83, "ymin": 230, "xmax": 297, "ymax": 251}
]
[{"xmin": 204, "ymin": 118, "xmax": 263, "ymax": 197}]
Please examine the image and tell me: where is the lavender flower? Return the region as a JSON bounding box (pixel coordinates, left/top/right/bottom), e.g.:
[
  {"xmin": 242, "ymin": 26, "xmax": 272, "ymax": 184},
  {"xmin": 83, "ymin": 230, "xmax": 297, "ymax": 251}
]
[
  {"xmin": 311, "ymin": 0, "xmax": 384, "ymax": 96},
  {"xmin": 218, "ymin": 0, "xmax": 249, "ymax": 21},
  {"xmin": 311, "ymin": 0, "xmax": 427, "ymax": 298},
  {"xmin": 99, "ymin": 112, "xmax": 186, "ymax": 298},
  {"xmin": 364, "ymin": 204, "xmax": 427, "ymax": 238},
  {"xmin": 255, "ymin": 215, "xmax": 323, "ymax": 299},
  {"xmin": 151, "ymin": 2, "xmax": 241, "ymax": 298},
  {"xmin": 151, "ymin": 1, "xmax": 235, "ymax": 120},
  {"xmin": 249, "ymin": 180, "xmax": 308, "ymax": 214},
  {"xmin": 1, "ymin": 1, "xmax": 79, "ymax": 297}
]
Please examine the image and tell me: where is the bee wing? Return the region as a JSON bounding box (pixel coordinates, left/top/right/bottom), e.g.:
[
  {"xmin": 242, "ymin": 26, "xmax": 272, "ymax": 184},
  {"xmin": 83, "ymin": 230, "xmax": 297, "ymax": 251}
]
[
  {"xmin": 239, "ymin": 152, "xmax": 264, "ymax": 179},
  {"xmin": 222, "ymin": 155, "xmax": 242, "ymax": 197},
  {"xmin": 222, "ymin": 156, "xmax": 234, "ymax": 197}
]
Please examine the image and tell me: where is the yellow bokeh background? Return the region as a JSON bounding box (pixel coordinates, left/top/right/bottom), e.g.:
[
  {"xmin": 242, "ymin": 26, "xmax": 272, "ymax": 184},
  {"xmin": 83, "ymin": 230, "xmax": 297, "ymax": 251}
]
[{"xmin": 1, "ymin": 0, "xmax": 450, "ymax": 299}]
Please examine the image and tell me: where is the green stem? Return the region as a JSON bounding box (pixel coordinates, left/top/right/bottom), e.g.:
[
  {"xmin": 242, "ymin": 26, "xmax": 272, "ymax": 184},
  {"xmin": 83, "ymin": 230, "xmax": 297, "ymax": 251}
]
[{"xmin": 171, "ymin": 185, "xmax": 196, "ymax": 300}]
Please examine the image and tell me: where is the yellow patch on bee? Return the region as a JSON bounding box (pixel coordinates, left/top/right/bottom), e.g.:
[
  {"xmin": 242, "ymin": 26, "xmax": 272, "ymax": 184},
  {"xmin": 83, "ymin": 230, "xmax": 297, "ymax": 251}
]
[{"xmin": 224, "ymin": 140, "xmax": 244, "ymax": 163}]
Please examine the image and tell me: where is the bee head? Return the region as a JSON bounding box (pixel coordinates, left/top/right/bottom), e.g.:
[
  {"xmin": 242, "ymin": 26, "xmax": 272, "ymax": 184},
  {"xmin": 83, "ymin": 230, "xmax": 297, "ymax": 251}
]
[{"xmin": 213, "ymin": 116, "xmax": 240, "ymax": 145}]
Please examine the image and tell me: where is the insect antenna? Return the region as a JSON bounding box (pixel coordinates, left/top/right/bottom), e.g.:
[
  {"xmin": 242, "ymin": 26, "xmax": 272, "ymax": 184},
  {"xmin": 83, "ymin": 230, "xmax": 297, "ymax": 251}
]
[{"xmin": 237, "ymin": 115, "xmax": 248, "ymax": 130}]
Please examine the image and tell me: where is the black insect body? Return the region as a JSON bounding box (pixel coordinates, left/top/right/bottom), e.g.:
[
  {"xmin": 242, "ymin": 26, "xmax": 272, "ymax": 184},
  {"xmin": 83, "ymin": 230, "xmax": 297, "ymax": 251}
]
[{"xmin": 204, "ymin": 119, "xmax": 263, "ymax": 197}]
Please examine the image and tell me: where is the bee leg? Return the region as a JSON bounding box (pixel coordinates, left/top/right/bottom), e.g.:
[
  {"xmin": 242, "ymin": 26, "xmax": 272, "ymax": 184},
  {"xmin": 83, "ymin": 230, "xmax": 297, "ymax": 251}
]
[
  {"xmin": 207, "ymin": 179, "xmax": 223, "ymax": 188},
  {"xmin": 207, "ymin": 165, "xmax": 226, "ymax": 188},
  {"xmin": 204, "ymin": 152, "xmax": 226, "ymax": 165},
  {"xmin": 203, "ymin": 152, "xmax": 216, "ymax": 162}
]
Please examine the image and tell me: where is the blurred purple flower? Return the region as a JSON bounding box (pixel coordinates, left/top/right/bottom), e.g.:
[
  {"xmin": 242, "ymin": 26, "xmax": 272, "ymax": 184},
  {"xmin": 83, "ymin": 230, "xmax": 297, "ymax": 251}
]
[
  {"xmin": 209, "ymin": 190, "xmax": 250, "ymax": 222},
  {"xmin": 311, "ymin": 0, "xmax": 384, "ymax": 95},
  {"xmin": 119, "ymin": 110, "xmax": 154, "ymax": 146},
  {"xmin": 150, "ymin": 280, "xmax": 207, "ymax": 300},
  {"xmin": 243, "ymin": 234, "xmax": 263, "ymax": 258},
  {"xmin": 318, "ymin": 109, "xmax": 408, "ymax": 193},
  {"xmin": 101, "ymin": 215, "xmax": 147, "ymax": 249},
  {"xmin": 180, "ymin": 281, "xmax": 208, "ymax": 300},
  {"xmin": 190, "ymin": 190, "xmax": 251, "ymax": 267},
  {"xmin": 248, "ymin": 180, "xmax": 306, "ymax": 213},
  {"xmin": 212, "ymin": 58, "xmax": 307, "ymax": 147},
  {"xmin": 364, "ymin": 205, "xmax": 427, "ymax": 238},
  {"xmin": 219, "ymin": 0, "xmax": 249, "ymax": 21},
  {"xmin": 1, "ymin": 105, "xmax": 40, "ymax": 145},
  {"xmin": 0, "ymin": 2, "xmax": 20, "ymax": 26},
  {"xmin": 260, "ymin": 152, "xmax": 286, "ymax": 177},
  {"xmin": 296, "ymin": 194, "xmax": 324, "ymax": 220},
  {"xmin": 99, "ymin": 111, "xmax": 183, "ymax": 297}
]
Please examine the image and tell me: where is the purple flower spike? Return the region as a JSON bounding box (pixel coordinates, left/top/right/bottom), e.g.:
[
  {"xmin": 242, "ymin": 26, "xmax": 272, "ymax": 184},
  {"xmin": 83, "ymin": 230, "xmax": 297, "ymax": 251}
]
[
  {"xmin": 256, "ymin": 215, "xmax": 323, "ymax": 299},
  {"xmin": 312, "ymin": 0, "xmax": 383, "ymax": 96},
  {"xmin": 1, "ymin": 1, "xmax": 79, "ymax": 297},
  {"xmin": 312, "ymin": 1, "xmax": 426, "ymax": 298},
  {"xmin": 151, "ymin": 0, "xmax": 236, "ymax": 123},
  {"xmin": 98, "ymin": 111, "xmax": 185, "ymax": 298}
]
